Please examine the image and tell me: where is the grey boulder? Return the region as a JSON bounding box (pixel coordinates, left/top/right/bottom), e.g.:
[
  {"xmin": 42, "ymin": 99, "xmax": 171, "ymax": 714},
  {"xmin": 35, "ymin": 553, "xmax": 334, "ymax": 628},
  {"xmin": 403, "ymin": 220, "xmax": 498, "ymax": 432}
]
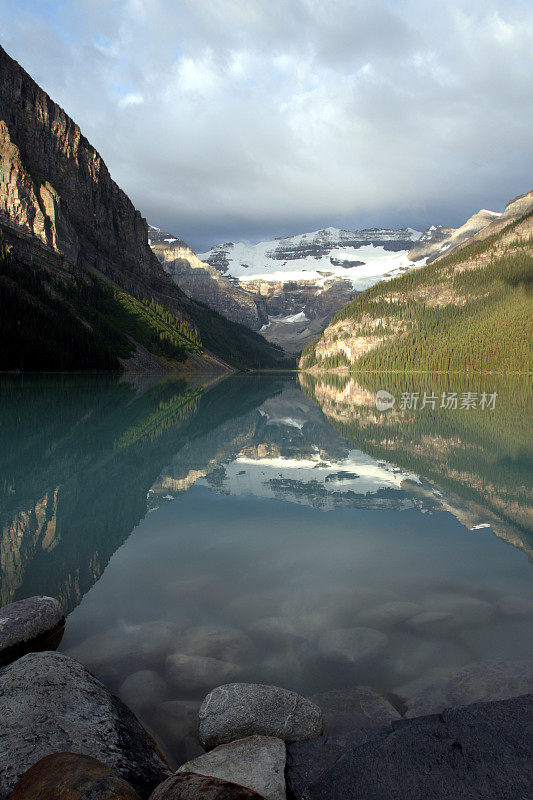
[
  {"xmin": 0, "ymin": 651, "xmax": 171, "ymax": 800},
  {"xmin": 306, "ymin": 695, "xmax": 533, "ymax": 800},
  {"xmin": 198, "ymin": 683, "xmax": 323, "ymax": 750},
  {"xmin": 0, "ymin": 595, "xmax": 65, "ymax": 666},
  {"xmin": 177, "ymin": 736, "xmax": 286, "ymax": 800}
]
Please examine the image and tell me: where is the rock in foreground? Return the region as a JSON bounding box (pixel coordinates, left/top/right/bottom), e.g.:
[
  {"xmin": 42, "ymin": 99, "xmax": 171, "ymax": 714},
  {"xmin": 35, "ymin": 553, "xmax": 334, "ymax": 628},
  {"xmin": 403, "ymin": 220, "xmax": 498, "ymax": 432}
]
[
  {"xmin": 307, "ymin": 695, "xmax": 533, "ymax": 800},
  {"xmin": 149, "ymin": 773, "xmax": 264, "ymax": 799},
  {"xmin": 0, "ymin": 651, "xmax": 171, "ymax": 800},
  {"xmin": 10, "ymin": 753, "xmax": 141, "ymax": 799},
  {"xmin": 177, "ymin": 736, "xmax": 286, "ymax": 800},
  {"xmin": 199, "ymin": 683, "xmax": 322, "ymax": 750},
  {"xmin": 0, "ymin": 595, "xmax": 65, "ymax": 666}
]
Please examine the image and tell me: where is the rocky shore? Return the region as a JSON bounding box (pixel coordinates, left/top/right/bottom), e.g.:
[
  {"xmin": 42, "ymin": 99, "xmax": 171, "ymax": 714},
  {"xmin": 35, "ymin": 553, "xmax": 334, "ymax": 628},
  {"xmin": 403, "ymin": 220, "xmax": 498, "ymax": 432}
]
[{"xmin": 0, "ymin": 596, "xmax": 532, "ymax": 799}]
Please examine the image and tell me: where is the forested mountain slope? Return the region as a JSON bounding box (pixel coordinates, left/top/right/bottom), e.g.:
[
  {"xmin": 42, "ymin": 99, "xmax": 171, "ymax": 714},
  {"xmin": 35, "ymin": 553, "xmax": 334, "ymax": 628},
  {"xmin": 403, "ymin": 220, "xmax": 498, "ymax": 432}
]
[
  {"xmin": 0, "ymin": 44, "xmax": 284, "ymax": 372},
  {"xmin": 299, "ymin": 197, "xmax": 533, "ymax": 374}
]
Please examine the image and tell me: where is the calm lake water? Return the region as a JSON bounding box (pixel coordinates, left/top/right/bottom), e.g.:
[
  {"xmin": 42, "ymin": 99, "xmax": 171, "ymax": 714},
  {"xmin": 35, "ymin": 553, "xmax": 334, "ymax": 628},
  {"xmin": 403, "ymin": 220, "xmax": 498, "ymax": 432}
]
[{"xmin": 1, "ymin": 372, "xmax": 532, "ymax": 765}]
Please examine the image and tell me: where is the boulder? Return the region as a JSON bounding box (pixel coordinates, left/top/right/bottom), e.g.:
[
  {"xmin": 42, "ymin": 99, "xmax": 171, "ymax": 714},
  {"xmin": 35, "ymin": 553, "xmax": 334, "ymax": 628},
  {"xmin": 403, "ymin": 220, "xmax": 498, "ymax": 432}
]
[
  {"xmin": 0, "ymin": 651, "xmax": 171, "ymax": 800},
  {"xmin": 0, "ymin": 595, "xmax": 65, "ymax": 666},
  {"xmin": 318, "ymin": 627, "xmax": 387, "ymax": 663},
  {"xmin": 306, "ymin": 695, "xmax": 533, "ymax": 800},
  {"xmin": 177, "ymin": 736, "xmax": 286, "ymax": 800},
  {"xmin": 287, "ymin": 727, "xmax": 390, "ymax": 800},
  {"xmin": 198, "ymin": 683, "xmax": 323, "ymax": 750},
  {"xmin": 119, "ymin": 670, "xmax": 169, "ymax": 714},
  {"xmin": 9, "ymin": 752, "xmax": 141, "ymax": 799},
  {"xmin": 311, "ymin": 687, "xmax": 400, "ymax": 735},
  {"xmin": 149, "ymin": 773, "xmax": 264, "ymax": 799},
  {"xmin": 165, "ymin": 653, "xmax": 243, "ymax": 692},
  {"xmin": 396, "ymin": 659, "xmax": 533, "ymax": 717}
]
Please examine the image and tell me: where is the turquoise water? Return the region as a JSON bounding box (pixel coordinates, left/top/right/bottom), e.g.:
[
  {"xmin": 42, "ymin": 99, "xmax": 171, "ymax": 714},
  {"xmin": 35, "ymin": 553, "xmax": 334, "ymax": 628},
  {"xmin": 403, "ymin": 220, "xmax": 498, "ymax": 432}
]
[{"xmin": 1, "ymin": 373, "xmax": 531, "ymax": 764}]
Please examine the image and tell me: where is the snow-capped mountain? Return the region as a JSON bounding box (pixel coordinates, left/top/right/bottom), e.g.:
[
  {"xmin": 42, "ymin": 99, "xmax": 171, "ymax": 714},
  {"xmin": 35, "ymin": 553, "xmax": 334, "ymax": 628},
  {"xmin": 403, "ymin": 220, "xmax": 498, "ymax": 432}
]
[
  {"xmin": 148, "ymin": 213, "xmax": 499, "ymax": 355},
  {"xmin": 199, "ymin": 226, "xmax": 423, "ymax": 288},
  {"xmin": 197, "ymin": 226, "xmax": 427, "ymax": 352}
]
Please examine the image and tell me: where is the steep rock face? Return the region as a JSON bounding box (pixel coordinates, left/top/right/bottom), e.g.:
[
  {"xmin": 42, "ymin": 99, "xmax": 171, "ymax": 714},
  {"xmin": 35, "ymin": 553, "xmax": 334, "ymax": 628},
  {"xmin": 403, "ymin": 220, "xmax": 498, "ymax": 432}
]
[
  {"xmin": 149, "ymin": 226, "xmax": 267, "ymax": 330},
  {"xmin": 408, "ymin": 209, "xmax": 500, "ymax": 263},
  {"xmin": 0, "ymin": 45, "xmax": 186, "ymax": 316},
  {"xmin": 451, "ymin": 190, "xmax": 533, "ymax": 250}
]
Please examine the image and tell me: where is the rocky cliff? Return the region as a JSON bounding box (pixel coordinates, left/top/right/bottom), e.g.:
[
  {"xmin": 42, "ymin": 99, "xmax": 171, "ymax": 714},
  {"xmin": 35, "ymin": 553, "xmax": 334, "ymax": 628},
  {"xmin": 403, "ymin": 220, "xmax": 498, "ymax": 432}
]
[
  {"xmin": 148, "ymin": 226, "xmax": 267, "ymax": 330},
  {"xmin": 0, "ymin": 44, "xmax": 187, "ymax": 315}
]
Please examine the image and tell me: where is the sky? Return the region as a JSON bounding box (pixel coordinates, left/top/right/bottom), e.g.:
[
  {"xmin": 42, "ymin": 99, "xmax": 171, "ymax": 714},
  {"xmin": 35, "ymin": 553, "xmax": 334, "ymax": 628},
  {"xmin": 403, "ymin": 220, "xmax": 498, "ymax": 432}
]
[{"xmin": 1, "ymin": 0, "xmax": 532, "ymax": 252}]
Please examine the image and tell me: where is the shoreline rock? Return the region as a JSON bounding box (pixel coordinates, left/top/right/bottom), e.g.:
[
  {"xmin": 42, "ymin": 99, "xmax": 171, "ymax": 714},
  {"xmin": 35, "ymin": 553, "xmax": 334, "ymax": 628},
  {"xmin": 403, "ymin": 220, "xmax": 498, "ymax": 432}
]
[
  {"xmin": 0, "ymin": 651, "xmax": 171, "ymax": 800},
  {"xmin": 0, "ymin": 596, "xmax": 65, "ymax": 667},
  {"xmin": 198, "ymin": 683, "xmax": 323, "ymax": 750}
]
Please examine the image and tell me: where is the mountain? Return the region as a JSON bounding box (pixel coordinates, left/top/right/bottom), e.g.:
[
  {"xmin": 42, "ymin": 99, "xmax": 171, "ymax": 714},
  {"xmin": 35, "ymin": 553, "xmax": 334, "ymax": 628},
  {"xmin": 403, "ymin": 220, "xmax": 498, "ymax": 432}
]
[
  {"xmin": 148, "ymin": 225, "xmax": 267, "ymax": 330},
  {"xmin": 0, "ymin": 44, "xmax": 284, "ymax": 372},
  {"xmin": 299, "ymin": 193, "xmax": 533, "ymax": 373},
  {"xmin": 407, "ymin": 209, "xmax": 501, "ymax": 263},
  {"xmin": 198, "ymin": 226, "xmax": 426, "ymax": 353}
]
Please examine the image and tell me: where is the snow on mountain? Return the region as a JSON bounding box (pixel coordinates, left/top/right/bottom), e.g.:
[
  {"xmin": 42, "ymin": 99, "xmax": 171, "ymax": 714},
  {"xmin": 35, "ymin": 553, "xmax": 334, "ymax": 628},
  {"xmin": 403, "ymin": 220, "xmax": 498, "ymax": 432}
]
[{"xmin": 199, "ymin": 226, "xmax": 425, "ymax": 291}]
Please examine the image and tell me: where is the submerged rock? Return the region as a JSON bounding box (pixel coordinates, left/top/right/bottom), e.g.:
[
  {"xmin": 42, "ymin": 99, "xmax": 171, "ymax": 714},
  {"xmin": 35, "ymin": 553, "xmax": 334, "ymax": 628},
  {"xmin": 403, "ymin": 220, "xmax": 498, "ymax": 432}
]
[
  {"xmin": 357, "ymin": 601, "xmax": 421, "ymax": 628},
  {"xmin": 177, "ymin": 736, "xmax": 286, "ymax": 800},
  {"xmin": 10, "ymin": 753, "xmax": 141, "ymax": 799},
  {"xmin": 306, "ymin": 695, "xmax": 533, "ymax": 800},
  {"xmin": 178, "ymin": 626, "xmax": 254, "ymax": 664},
  {"xmin": 0, "ymin": 651, "xmax": 171, "ymax": 800},
  {"xmin": 151, "ymin": 700, "xmax": 203, "ymax": 768},
  {"xmin": 396, "ymin": 659, "xmax": 533, "ymax": 717},
  {"xmin": 149, "ymin": 773, "xmax": 264, "ymax": 799},
  {"xmin": 166, "ymin": 653, "xmax": 243, "ymax": 692},
  {"xmin": 198, "ymin": 683, "xmax": 323, "ymax": 750},
  {"xmin": 318, "ymin": 627, "xmax": 387, "ymax": 663},
  {"xmin": 65, "ymin": 621, "xmax": 178, "ymax": 683},
  {"xmin": 0, "ymin": 595, "xmax": 65, "ymax": 666},
  {"xmin": 311, "ymin": 687, "xmax": 400, "ymax": 735},
  {"xmin": 119, "ymin": 670, "xmax": 169, "ymax": 715},
  {"xmin": 423, "ymin": 592, "xmax": 493, "ymax": 625}
]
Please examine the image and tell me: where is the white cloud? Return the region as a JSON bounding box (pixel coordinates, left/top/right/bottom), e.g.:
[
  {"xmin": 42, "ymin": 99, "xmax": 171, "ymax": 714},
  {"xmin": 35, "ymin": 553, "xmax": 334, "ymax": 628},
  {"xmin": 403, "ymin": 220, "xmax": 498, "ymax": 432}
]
[{"xmin": 1, "ymin": 0, "xmax": 532, "ymax": 250}]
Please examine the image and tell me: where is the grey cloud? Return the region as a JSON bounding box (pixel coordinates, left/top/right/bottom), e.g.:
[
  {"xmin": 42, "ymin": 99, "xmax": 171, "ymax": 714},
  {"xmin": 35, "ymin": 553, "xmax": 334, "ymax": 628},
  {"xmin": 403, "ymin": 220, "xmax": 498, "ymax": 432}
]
[{"xmin": 1, "ymin": 0, "xmax": 532, "ymax": 251}]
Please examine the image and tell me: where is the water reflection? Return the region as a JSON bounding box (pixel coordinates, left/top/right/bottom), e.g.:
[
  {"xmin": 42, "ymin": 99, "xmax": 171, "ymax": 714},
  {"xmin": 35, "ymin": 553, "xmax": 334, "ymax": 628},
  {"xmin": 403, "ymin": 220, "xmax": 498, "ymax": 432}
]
[{"xmin": 0, "ymin": 372, "xmax": 531, "ymax": 765}]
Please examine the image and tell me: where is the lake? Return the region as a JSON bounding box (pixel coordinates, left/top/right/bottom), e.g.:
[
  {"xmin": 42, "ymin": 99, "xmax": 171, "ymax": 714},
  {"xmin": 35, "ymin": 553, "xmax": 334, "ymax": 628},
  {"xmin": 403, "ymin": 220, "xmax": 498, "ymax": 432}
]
[{"xmin": 1, "ymin": 372, "xmax": 531, "ymax": 766}]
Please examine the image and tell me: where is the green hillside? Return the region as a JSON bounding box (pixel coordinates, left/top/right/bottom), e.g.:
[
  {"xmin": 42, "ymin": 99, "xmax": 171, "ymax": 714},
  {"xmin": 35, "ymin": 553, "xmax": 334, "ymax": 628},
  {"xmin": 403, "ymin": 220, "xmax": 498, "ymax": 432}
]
[
  {"xmin": 300, "ymin": 210, "xmax": 533, "ymax": 374},
  {"xmin": 0, "ymin": 234, "xmax": 290, "ymax": 372}
]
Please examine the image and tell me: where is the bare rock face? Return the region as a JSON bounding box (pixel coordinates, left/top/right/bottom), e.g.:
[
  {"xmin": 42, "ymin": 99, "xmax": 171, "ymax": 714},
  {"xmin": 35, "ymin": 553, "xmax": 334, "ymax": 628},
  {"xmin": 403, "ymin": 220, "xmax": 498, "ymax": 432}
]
[
  {"xmin": 0, "ymin": 595, "xmax": 65, "ymax": 666},
  {"xmin": 10, "ymin": 753, "xmax": 141, "ymax": 800},
  {"xmin": 198, "ymin": 683, "xmax": 323, "ymax": 750},
  {"xmin": 0, "ymin": 651, "xmax": 171, "ymax": 800},
  {"xmin": 177, "ymin": 736, "xmax": 287, "ymax": 800},
  {"xmin": 151, "ymin": 232, "xmax": 267, "ymax": 331},
  {"xmin": 0, "ymin": 45, "xmax": 187, "ymax": 316}
]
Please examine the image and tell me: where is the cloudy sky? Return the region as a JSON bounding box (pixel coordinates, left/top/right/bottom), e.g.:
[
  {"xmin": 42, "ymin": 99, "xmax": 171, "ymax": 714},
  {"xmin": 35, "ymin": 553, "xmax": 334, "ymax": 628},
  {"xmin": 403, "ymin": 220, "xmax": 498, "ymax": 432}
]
[{"xmin": 1, "ymin": 0, "xmax": 532, "ymax": 251}]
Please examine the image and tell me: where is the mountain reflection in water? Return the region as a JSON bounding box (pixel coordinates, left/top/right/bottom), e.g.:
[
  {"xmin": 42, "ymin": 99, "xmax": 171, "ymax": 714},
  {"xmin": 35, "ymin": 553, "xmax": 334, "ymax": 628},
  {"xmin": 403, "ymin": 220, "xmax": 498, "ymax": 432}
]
[{"xmin": 1, "ymin": 372, "xmax": 531, "ymax": 765}]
